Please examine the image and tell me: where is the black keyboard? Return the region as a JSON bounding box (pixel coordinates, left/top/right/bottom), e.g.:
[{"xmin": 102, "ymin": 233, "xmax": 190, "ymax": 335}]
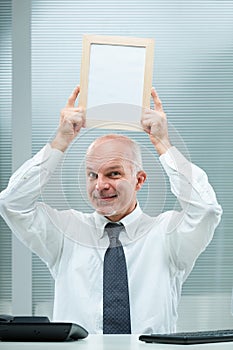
[{"xmin": 139, "ymin": 329, "xmax": 233, "ymax": 345}]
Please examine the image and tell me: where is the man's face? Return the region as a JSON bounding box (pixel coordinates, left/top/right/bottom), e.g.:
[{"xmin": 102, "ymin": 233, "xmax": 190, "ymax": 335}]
[{"xmin": 85, "ymin": 139, "xmax": 146, "ymax": 222}]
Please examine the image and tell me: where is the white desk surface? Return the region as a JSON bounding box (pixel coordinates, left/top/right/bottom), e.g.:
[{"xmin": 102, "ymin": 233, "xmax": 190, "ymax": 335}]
[{"xmin": 0, "ymin": 335, "xmax": 233, "ymax": 350}]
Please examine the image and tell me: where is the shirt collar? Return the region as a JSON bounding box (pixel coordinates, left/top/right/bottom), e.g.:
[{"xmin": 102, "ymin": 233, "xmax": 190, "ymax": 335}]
[{"xmin": 94, "ymin": 203, "xmax": 143, "ymax": 241}]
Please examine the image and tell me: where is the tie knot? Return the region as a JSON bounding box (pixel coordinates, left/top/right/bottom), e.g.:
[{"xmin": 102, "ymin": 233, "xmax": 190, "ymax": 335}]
[{"xmin": 105, "ymin": 222, "xmax": 124, "ymax": 248}]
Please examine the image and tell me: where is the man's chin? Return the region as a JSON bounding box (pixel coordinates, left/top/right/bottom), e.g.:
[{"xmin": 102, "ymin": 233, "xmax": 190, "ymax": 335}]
[{"xmin": 96, "ymin": 207, "xmax": 117, "ymax": 217}]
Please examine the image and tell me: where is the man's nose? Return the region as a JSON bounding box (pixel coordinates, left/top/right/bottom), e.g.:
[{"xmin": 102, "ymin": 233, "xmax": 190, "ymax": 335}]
[{"xmin": 95, "ymin": 175, "xmax": 110, "ymax": 191}]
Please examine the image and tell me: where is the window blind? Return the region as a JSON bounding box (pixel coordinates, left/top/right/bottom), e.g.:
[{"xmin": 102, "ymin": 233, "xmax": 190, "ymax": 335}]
[{"xmin": 0, "ymin": 0, "xmax": 12, "ymax": 314}]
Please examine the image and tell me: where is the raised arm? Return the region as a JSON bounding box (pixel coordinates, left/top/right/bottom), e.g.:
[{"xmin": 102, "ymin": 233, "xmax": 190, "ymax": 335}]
[
  {"xmin": 141, "ymin": 89, "xmax": 222, "ymax": 278},
  {"xmin": 0, "ymin": 86, "xmax": 85, "ymax": 272}
]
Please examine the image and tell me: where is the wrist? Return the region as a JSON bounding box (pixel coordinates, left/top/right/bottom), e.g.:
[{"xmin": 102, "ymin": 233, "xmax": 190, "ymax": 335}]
[
  {"xmin": 151, "ymin": 137, "xmax": 172, "ymax": 156},
  {"xmin": 50, "ymin": 135, "xmax": 70, "ymax": 152}
]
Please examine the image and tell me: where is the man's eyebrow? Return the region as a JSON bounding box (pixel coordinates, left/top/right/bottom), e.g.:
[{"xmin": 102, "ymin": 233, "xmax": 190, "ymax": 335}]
[
  {"xmin": 86, "ymin": 167, "xmax": 97, "ymax": 174},
  {"xmin": 86, "ymin": 165, "xmax": 124, "ymax": 172},
  {"xmin": 106, "ymin": 165, "xmax": 124, "ymax": 171}
]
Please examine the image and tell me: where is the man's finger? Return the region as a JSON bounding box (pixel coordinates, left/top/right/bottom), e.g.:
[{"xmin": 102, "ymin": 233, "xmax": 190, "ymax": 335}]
[
  {"xmin": 151, "ymin": 88, "xmax": 163, "ymax": 112},
  {"xmin": 66, "ymin": 85, "xmax": 80, "ymax": 108}
]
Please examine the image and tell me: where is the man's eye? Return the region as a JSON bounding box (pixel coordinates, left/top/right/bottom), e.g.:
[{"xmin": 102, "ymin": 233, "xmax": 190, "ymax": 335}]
[
  {"xmin": 88, "ymin": 172, "xmax": 97, "ymax": 179},
  {"xmin": 110, "ymin": 171, "xmax": 121, "ymax": 177}
]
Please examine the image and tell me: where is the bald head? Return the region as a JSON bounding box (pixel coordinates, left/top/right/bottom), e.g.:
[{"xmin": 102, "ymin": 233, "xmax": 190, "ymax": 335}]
[{"xmin": 86, "ymin": 134, "xmax": 143, "ymax": 173}]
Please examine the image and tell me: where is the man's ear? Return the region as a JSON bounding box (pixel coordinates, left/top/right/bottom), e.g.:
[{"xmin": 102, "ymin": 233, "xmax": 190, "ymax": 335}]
[{"xmin": 135, "ymin": 171, "xmax": 147, "ymax": 191}]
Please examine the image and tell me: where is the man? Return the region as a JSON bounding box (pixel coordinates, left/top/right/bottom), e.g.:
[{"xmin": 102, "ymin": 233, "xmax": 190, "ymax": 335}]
[{"xmin": 0, "ymin": 86, "xmax": 222, "ymax": 334}]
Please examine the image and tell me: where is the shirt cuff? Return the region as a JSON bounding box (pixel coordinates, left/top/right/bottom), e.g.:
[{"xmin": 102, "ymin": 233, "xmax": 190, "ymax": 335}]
[{"xmin": 159, "ymin": 146, "xmax": 191, "ymax": 172}]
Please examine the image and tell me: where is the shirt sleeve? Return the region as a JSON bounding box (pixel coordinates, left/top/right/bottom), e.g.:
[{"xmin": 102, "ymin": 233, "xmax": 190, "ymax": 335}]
[
  {"xmin": 0, "ymin": 144, "xmax": 68, "ymax": 276},
  {"xmin": 159, "ymin": 146, "xmax": 223, "ymax": 280}
]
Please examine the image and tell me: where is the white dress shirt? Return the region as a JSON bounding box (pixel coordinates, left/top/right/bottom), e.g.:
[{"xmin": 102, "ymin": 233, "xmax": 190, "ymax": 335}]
[{"xmin": 0, "ymin": 144, "xmax": 222, "ymax": 334}]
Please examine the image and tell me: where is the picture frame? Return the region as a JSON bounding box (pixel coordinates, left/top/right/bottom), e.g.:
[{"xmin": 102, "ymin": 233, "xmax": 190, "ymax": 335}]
[{"xmin": 79, "ymin": 34, "xmax": 155, "ymax": 131}]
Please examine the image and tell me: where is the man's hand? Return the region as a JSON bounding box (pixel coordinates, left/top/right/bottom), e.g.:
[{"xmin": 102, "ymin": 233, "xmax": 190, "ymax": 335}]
[
  {"xmin": 51, "ymin": 86, "xmax": 86, "ymax": 152},
  {"xmin": 141, "ymin": 88, "xmax": 172, "ymax": 155}
]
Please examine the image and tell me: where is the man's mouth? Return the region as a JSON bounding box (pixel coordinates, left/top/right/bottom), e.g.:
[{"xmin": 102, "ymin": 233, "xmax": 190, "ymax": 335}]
[{"xmin": 95, "ymin": 194, "xmax": 118, "ymax": 200}]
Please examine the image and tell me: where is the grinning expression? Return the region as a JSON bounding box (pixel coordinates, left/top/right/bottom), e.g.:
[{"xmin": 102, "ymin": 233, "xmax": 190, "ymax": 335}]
[{"xmin": 85, "ymin": 138, "xmax": 146, "ymax": 222}]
